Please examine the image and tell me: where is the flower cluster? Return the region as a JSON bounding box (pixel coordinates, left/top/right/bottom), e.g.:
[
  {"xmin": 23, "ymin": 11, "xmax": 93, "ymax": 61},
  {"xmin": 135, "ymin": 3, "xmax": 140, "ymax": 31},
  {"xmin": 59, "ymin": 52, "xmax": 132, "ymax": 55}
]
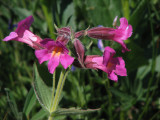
[{"xmin": 3, "ymin": 16, "xmax": 132, "ymax": 82}]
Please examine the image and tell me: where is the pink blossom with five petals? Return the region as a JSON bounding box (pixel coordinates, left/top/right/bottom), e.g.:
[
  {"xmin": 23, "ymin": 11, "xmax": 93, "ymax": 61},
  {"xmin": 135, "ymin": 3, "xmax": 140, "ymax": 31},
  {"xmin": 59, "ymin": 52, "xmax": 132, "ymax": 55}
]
[
  {"xmin": 35, "ymin": 38, "xmax": 74, "ymax": 74},
  {"xmin": 84, "ymin": 47, "xmax": 127, "ymax": 81}
]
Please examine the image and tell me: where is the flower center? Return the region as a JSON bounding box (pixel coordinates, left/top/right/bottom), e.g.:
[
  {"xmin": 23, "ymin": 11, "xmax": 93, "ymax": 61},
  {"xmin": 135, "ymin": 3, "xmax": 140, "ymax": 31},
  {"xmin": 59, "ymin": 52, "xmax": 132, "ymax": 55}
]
[
  {"xmin": 107, "ymin": 62, "xmax": 114, "ymax": 70},
  {"xmin": 52, "ymin": 47, "xmax": 63, "ymax": 57}
]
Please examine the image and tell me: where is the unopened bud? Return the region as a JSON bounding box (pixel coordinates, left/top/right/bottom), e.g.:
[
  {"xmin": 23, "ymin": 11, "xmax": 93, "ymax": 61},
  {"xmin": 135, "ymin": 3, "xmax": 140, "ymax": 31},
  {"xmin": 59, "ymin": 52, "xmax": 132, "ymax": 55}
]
[{"xmin": 73, "ymin": 38, "xmax": 85, "ymax": 68}]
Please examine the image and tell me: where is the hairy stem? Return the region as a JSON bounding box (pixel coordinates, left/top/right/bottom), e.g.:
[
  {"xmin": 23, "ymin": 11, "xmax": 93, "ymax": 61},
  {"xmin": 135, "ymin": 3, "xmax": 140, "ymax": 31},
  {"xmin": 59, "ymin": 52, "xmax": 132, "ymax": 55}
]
[
  {"xmin": 50, "ymin": 71, "xmax": 56, "ymax": 112},
  {"xmin": 50, "ymin": 68, "xmax": 70, "ymax": 113}
]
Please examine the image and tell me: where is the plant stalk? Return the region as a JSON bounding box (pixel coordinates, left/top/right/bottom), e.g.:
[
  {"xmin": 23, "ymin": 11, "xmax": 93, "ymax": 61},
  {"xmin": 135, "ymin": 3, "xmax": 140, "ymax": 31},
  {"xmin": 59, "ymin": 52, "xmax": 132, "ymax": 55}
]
[
  {"xmin": 48, "ymin": 116, "xmax": 53, "ymax": 120},
  {"xmin": 50, "ymin": 71, "xmax": 56, "ymax": 112},
  {"xmin": 50, "ymin": 68, "xmax": 70, "ymax": 113},
  {"xmin": 138, "ymin": 1, "xmax": 156, "ymax": 120},
  {"xmin": 105, "ymin": 78, "xmax": 113, "ymax": 120}
]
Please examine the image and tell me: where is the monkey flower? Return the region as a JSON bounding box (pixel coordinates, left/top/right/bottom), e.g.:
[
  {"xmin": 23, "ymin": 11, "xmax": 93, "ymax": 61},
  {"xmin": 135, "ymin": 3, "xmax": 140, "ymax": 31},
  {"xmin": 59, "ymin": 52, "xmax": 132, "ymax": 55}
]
[
  {"xmin": 3, "ymin": 16, "xmax": 43, "ymax": 49},
  {"xmin": 84, "ymin": 47, "xmax": 127, "ymax": 81},
  {"xmin": 35, "ymin": 38, "xmax": 74, "ymax": 74},
  {"xmin": 87, "ymin": 17, "xmax": 132, "ymax": 53}
]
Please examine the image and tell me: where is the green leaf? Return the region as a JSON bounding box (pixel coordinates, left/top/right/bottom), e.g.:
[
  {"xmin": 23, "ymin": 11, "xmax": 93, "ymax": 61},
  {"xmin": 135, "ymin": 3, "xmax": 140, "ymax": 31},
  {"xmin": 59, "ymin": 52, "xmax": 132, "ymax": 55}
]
[
  {"xmin": 62, "ymin": 2, "xmax": 76, "ymax": 29},
  {"xmin": 136, "ymin": 55, "xmax": 160, "ymax": 80},
  {"xmin": 54, "ymin": 116, "xmax": 66, "ymax": 120},
  {"xmin": 51, "ymin": 108, "xmax": 100, "ymax": 116},
  {"xmin": 12, "ymin": 7, "xmax": 33, "ymax": 18},
  {"xmin": 33, "ymin": 63, "xmax": 52, "ymax": 111},
  {"xmin": 12, "ymin": 7, "xmax": 47, "ymax": 34},
  {"xmin": 155, "ymin": 55, "xmax": 160, "ymax": 72},
  {"xmin": 23, "ymin": 88, "xmax": 36, "ymax": 116},
  {"xmin": 136, "ymin": 64, "xmax": 151, "ymax": 80},
  {"xmin": 129, "ymin": 0, "xmax": 148, "ymax": 30},
  {"xmin": 110, "ymin": 87, "xmax": 135, "ymax": 110},
  {"xmin": 5, "ymin": 88, "xmax": 22, "ymax": 120},
  {"xmin": 86, "ymin": 0, "xmax": 122, "ymax": 26},
  {"xmin": 124, "ymin": 41, "xmax": 148, "ymax": 73},
  {"xmin": 31, "ymin": 109, "xmax": 48, "ymax": 120}
]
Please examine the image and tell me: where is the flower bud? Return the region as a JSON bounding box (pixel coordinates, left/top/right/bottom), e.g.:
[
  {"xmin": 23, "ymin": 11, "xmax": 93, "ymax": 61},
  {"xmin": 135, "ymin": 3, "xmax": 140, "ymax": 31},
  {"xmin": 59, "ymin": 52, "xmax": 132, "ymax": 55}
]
[
  {"xmin": 56, "ymin": 35, "xmax": 70, "ymax": 45},
  {"xmin": 74, "ymin": 30, "xmax": 85, "ymax": 38},
  {"xmin": 73, "ymin": 38, "xmax": 85, "ymax": 68},
  {"xmin": 56, "ymin": 26, "xmax": 71, "ymax": 36}
]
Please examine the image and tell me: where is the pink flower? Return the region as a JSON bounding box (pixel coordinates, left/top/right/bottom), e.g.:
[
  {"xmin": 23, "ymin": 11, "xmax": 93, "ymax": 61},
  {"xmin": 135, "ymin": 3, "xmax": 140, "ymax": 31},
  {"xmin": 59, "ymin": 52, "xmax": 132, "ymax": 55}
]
[
  {"xmin": 35, "ymin": 38, "xmax": 74, "ymax": 74},
  {"xmin": 3, "ymin": 16, "xmax": 43, "ymax": 49},
  {"xmin": 87, "ymin": 17, "xmax": 132, "ymax": 53},
  {"xmin": 84, "ymin": 47, "xmax": 127, "ymax": 81}
]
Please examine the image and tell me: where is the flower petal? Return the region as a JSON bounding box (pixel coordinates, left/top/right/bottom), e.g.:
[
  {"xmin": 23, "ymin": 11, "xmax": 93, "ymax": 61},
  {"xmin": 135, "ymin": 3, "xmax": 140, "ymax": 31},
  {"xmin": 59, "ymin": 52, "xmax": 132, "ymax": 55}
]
[
  {"xmin": 115, "ymin": 57, "xmax": 127, "ymax": 76},
  {"xmin": 103, "ymin": 47, "xmax": 116, "ymax": 66},
  {"xmin": 117, "ymin": 40, "xmax": 130, "ymax": 53},
  {"xmin": 92, "ymin": 57, "xmax": 108, "ymax": 71},
  {"xmin": 127, "ymin": 25, "xmax": 133, "ymax": 38},
  {"xmin": 3, "ymin": 32, "xmax": 18, "ymax": 41},
  {"xmin": 48, "ymin": 55, "xmax": 60, "ymax": 74},
  {"xmin": 56, "ymin": 41, "xmax": 69, "ymax": 54},
  {"xmin": 16, "ymin": 16, "xmax": 34, "ymax": 37},
  {"xmin": 108, "ymin": 71, "xmax": 118, "ymax": 82},
  {"xmin": 19, "ymin": 30, "xmax": 35, "ymax": 46},
  {"xmin": 41, "ymin": 39, "xmax": 69, "ymax": 54},
  {"xmin": 92, "ymin": 56, "xmax": 103, "ymax": 65},
  {"xmin": 60, "ymin": 54, "xmax": 74, "ymax": 69},
  {"xmin": 35, "ymin": 49, "xmax": 51, "ymax": 64},
  {"xmin": 40, "ymin": 38, "xmax": 56, "ymax": 49},
  {"xmin": 118, "ymin": 17, "xmax": 128, "ymax": 29}
]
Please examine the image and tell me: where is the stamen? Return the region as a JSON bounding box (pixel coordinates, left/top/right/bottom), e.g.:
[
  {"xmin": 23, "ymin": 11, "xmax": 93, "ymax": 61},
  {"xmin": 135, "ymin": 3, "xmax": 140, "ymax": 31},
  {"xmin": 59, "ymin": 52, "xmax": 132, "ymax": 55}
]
[{"xmin": 52, "ymin": 47, "xmax": 63, "ymax": 57}]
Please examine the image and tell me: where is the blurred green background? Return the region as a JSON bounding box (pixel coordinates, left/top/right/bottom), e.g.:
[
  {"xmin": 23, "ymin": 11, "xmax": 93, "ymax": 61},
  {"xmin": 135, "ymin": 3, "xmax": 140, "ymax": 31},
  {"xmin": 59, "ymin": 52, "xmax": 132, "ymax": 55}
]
[{"xmin": 0, "ymin": 0, "xmax": 160, "ymax": 120}]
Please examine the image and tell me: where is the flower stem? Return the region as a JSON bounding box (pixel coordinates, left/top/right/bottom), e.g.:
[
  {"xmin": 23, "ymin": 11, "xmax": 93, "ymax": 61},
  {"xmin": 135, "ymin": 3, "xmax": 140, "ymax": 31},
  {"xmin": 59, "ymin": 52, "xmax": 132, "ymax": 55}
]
[
  {"xmin": 48, "ymin": 116, "xmax": 53, "ymax": 120},
  {"xmin": 50, "ymin": 68, "xmax": 70, "ymax": 113},
  {"xmin": 50, "ymin": 71, "xmax": 56, "ymax": 112},
  {"xmin": 138, "ymin": 1, "xmax": 156, "ymax": 120},
  {"xmin": 105, "ymin": 78, "xmax": 113, "ymax": 120}
]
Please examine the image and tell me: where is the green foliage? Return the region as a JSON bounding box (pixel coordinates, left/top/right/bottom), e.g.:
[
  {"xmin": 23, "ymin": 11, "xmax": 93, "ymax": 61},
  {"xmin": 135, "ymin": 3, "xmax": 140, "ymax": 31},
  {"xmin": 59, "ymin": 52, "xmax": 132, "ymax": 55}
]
[
  {"xmin": 23, "ymin": 88, "xmax": 36, "ymax": 117},
  {"xmin": 85, "ymin": 0, "xmax": 122, "ymax": 26},
  {"xmin": 33, "ymin": 64, "xmax": 52, "ymax": 111},
  {"xmin": 5, "ymin": 88, "xmax": 22, "ymax": 120},
  {"xmin": 30, "ymin": 109, "xmax": 48, "ymax": 120}
]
